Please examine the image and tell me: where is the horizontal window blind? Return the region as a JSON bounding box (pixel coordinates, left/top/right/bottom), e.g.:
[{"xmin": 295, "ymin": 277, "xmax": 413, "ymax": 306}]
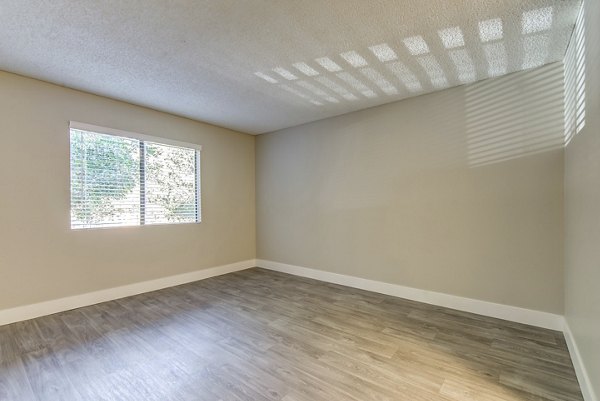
[
  {"xmin": 144, "ymin": 141, "xmax": 199, "ymax": 225},
  {"xmin": 70, "ymin": 126, "xmax": 200, "ymax": 229},
  {"xmin": 70, "ymin": 129, "xmax": 141, "ymax": 229}
]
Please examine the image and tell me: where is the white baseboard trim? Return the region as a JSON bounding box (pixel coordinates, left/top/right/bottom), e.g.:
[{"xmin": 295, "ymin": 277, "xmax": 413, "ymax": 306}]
[
  {"xmin": 256, "ymin": 259, "xmax": 564, "ymax": 331},
  {"xmin": 0, "ymin": 259, "xmax": 257, "ymax": 326},
  {"xmin": 563, "ymin": 319, "xmax": 598, "ymax": 401}
]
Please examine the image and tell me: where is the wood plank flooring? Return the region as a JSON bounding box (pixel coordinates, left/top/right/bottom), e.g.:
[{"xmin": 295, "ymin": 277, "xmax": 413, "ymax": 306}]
[{"xmin": 0, "ymin": 268, "xmax": 584, "ymax": 401}]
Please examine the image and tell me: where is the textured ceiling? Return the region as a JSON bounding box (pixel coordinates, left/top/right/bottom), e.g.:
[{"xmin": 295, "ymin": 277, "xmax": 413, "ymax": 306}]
[{"xmin": 0, "ymin": 0, "xmax": 581, "ymax": 134}]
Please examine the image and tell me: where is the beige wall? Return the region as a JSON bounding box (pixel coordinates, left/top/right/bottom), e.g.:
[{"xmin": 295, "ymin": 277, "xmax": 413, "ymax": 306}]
[
  {"xmin": 0, "ymin": 71, "xmax": 256, "ymax": 310},
  {"xmin": 257, "ymin": 63, "xmax": 566, "ymax": 314},
  {"xmin": 565, "ymin": 0, "xmax": 600, "ymax": 397}
]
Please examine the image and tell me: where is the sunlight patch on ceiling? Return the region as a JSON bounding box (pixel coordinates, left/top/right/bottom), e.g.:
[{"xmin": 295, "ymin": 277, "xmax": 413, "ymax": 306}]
[
  {"xmin": 438, "ymin": 27, "xmax": 465, "ymax": 49},
  {"xmin": 483, "ymin": 42, "xmax": 508, "ymax": 77},
  {"xmin": 520, "ymin": 6, "xmax": 554, "ymax": 70},
  {"xmin": 478, "ymin": 18, "xmax": 504, "ymax": 42},
  {"xmin": 315, "ymin": 76, "xmax": 359, "ymax": 101},
  {"xmin": 340, "ymin": 51, "xmax": 368, "ymax": 68},
  {"xmin": 417, "ymin": 55, "xmax": 449, "ymax": 88},
  {"xmin": 360, "ymin": 67, "xmax": 398, "ymax": 95},
  {"xmin": 273, "ymin": 67, "xmax": 298, "ymax": 80},
  {"xmin": 449, "ymin": 49, "xmax": 476, "ymax": 83},
  {"xmin": 369, "ymin": 44, "xmax": 398, "ymax": 62},
  {"xmin": 0, "ymin": 0, "xmax": 581, "ymax": 133},
  {"xmin": 336, "ymin": 72, "xmax": 378, "ymax": 98},
  {"xmin": 403, "ymin": 35, "xmax": 430, "ymax": 55},
  {"xmin": 522, "ymin": 34, "xmax": 550, "ymax": 69},
  {"xmin": 247, "ymin": 3, "xmax": 578, "ymax": 128},
  {"xmin": 280, "ymin": 84, "xmax": 323, "ymax": 106},
  {"xmin": 254, "ymin": 72, "xmax": 278, "ymax": 84},
  {"xmin": 386, "ymin": 62, "xmax": 423, "ymax": 92},
  {"xmin": 522, "ymin": 7, "xmax": 553, "ymax": 34},
  {"xmin": 293, "ymin": 62, "xmax": 320, "ymax": 77},
  {"xmin": 296, "ymin": 80, "xmax": 339, "ymax": 103},
  {"xmin": 315, "ymin": 57, "xmax": 343, "ymax": 72}
]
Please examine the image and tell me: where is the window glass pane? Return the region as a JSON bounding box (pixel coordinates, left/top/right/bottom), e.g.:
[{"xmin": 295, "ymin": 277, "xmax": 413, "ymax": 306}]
[
  {"xmin": 144, "ymin": 141, "xmax": 198, "ymax": 224},
  {"xmin": 70, "ymin": 129, "xmax": 140, "ymax": 229}
]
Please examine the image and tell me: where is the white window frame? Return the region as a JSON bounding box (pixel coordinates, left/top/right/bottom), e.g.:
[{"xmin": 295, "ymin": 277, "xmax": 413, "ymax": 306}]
[{"xmin": 69, "ymin": 121, "xmax": 202, "ymax": 229}]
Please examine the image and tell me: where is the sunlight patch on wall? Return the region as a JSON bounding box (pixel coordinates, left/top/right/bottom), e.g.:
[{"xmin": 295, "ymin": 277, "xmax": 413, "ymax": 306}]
[
  {"xmin": 465, "ymin": 62, "xmax": 565, "ymax": 167},
  {"xmin": 564, "ymin": 2, "xmax": 586, "ymax": 144}
]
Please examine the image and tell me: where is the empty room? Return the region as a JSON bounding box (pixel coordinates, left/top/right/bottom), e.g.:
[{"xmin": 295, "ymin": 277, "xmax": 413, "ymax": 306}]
[{"xmin": 0, "ymin": 0, "xmax": 598, "ymax": 400}]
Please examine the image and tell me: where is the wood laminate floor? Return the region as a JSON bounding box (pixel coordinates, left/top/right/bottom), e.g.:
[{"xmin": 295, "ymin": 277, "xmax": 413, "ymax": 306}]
[{"xmin": 0, "ymin": 268, "xmax": 583, "ymax": 401}]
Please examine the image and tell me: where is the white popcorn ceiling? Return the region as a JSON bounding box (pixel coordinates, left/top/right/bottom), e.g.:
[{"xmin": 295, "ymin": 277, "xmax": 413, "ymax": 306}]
[{"xmin": 0, "ymin": 0, "xmax": 581, "ymax": 134}]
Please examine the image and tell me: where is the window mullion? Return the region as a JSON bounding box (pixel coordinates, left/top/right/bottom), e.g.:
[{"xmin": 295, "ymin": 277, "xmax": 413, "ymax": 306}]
[
  {"xmin": 195, "ymin": 150, "xmax": 201, "ymax": 223},
  {"xmin": 139, "ymin": 140, "xmax": 146, "ymax": 225}
]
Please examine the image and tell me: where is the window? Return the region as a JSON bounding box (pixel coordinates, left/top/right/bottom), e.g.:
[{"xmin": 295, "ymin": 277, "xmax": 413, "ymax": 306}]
[{"xmin": 69, "ymin": 123, "xmax": 201, "ymax": 229}]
